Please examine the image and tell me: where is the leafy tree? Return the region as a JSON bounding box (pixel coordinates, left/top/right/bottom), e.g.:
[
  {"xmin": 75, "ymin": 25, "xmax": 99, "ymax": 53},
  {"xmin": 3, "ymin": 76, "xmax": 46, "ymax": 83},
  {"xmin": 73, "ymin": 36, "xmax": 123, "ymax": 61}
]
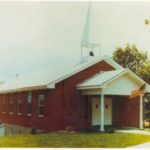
[
  {"xmin": 139, "ymin": 63, "xmax": 150, "ymax": 119},
  {"xmin": 138, "ymin": 63, "xmax": 150, "ymax": 83},
  {"xmin": 112, "ymin": 44, "xmax": 149, "ymax": 78}
]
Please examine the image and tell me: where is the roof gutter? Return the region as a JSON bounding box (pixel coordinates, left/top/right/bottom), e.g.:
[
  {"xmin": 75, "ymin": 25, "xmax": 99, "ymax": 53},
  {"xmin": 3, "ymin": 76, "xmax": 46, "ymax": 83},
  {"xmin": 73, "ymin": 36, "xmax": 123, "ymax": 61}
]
[{"xmin": 0, "ymin": 85, "xmax": 49, "ymax": 94}]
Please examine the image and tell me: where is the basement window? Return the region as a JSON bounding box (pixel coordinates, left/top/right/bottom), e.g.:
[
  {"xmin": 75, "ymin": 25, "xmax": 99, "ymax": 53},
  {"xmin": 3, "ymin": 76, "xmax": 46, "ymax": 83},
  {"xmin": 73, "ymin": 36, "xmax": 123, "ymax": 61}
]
[
  {"xmin": 17, "ymin": 94, "xmax": 22, "ymax": 114},
  {"xmin": 27, "ymin": 92, "xmax": 32, "ymax": 115},
  {"xmin": 38, "ymin": 95, "xmax": 45, "ymax": 117}
]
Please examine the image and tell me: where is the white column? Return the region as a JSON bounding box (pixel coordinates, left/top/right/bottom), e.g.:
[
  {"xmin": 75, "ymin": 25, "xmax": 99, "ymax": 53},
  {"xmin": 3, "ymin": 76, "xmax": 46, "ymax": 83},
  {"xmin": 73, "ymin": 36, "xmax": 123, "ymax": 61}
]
[
  {"xmin": 139, "ymin": 94, "xmax": 143, "ymax": 129},
  {"xmin": 100, "ymin": 90, "xmax": 104, "ymax": 131}
]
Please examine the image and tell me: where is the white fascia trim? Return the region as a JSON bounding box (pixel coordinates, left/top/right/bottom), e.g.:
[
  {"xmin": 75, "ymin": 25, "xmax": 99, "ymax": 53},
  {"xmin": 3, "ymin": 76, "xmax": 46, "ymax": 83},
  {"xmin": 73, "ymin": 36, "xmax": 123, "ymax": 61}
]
[
  {"xmin": 47, "ymin": 55, "xmax": 122, "ymax": 88},
  {"xmin": 77, "ymin": 85, "xmax": 103, "ymax": 90}
]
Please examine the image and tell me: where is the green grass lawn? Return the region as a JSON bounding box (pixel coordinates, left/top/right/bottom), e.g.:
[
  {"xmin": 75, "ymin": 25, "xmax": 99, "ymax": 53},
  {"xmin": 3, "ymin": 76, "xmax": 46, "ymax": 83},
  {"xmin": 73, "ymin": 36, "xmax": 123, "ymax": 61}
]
[{"xmin": 0, "ymin": 132, "xmax": 150, "ymax": 148}]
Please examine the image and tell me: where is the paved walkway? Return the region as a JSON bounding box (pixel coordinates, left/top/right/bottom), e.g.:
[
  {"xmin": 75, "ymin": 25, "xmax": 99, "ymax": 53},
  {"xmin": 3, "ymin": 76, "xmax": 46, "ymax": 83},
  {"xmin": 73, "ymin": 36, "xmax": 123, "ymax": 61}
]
[
  {"xmin": 116, "ymin": 129, "xmax": 150, "ymax": 148},
  {"xmin": 116, "ymin": 129, "xmax": 150, "ymax": 135},
  {"xmin": 127, "ymin": 142, "xmax": 150, "ymax": 148}
]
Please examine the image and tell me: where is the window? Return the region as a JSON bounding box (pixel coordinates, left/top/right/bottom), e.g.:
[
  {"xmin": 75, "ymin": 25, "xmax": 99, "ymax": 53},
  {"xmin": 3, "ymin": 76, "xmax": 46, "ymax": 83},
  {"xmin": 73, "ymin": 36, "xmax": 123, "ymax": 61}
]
[
  {"xmin": 27, "ymin": 92, "xmax": 32, "ymax": 115},
  {"xmin": 17, "ymin": 94, "xmax": 22, "ymax": 114},
  {"xmin": 85, "ymin": 96, "xmax": 88, "ymax": 117},
  {"xmin": 2, "ymin": 95, "xmax": 6, "ymax": 113},
  {"xmin": 9, "ymin": 96, "xmax": 14, "ymax": 113},
  {"xmin": 38, "ymin": 95, "xmax": 45, "ymax": 117}
]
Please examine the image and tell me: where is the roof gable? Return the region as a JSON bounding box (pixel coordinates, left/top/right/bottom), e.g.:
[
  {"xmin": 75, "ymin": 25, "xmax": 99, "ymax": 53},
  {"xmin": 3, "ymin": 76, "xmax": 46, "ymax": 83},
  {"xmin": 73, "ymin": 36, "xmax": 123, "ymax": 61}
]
[
  {"xmin": 77, "ymin": 69, "xmax": 126, "ymax": 89},
  {"xmin": 47, "ymin": 55, "xmax": 123, "ymax": 88}
]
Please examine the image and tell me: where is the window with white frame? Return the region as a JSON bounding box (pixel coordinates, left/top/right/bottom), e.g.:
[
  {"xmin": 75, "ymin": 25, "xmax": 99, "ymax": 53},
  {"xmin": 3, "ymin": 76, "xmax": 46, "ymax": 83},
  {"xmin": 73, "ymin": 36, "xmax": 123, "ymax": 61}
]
[
  {"xmin": 9, "ymin": 95, "xmax": 14, "ymax": 113},
  {"xmin": 27, "ymin": 92, "xmax": 32, "ymax": 115},
  {"xmin": 2, "ymin": 95, "xmax": 6, "ymax": 113},
  {"xmin": 17, "ymin": 94, "xmax": 22, "ymax": 114},
  {"xmin": 38, "ymin": 95, "xmax": 45, "ymax": 117}
]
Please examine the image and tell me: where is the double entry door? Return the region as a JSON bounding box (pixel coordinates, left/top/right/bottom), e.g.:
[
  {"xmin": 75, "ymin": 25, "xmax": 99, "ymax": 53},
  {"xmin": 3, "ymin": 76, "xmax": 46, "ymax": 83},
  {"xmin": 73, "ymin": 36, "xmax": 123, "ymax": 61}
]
[{"xmin": 92, "ymin": 97, "xmax": 112, "ymax": 126}]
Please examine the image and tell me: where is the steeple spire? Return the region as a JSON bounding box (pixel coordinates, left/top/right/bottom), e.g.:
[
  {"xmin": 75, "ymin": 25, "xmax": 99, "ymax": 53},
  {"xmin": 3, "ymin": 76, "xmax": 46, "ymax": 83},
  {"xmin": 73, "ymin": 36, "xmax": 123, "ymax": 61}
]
[{"xmin": 81, "ymin": 2, "xmax": 100, "ymax": 62}]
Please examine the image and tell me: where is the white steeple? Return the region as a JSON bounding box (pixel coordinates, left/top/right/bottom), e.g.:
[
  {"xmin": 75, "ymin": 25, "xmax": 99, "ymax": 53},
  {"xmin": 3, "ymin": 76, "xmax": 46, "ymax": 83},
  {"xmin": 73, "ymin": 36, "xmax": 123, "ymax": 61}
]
[{"xmin": 81, "ymin": 2, "xmax": 100, "ymax": 62}]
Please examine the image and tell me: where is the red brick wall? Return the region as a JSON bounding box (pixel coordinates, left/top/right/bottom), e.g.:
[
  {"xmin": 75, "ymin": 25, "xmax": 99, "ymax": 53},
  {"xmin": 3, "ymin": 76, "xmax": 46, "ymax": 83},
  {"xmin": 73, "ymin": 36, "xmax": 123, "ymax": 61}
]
[
  {"xmin": 113, "ymin": 96, "xmax": 144, "ymax": 128},
  {"xmin": 0, "ymin": 60, "xmax": 114, "ymax": 131}
]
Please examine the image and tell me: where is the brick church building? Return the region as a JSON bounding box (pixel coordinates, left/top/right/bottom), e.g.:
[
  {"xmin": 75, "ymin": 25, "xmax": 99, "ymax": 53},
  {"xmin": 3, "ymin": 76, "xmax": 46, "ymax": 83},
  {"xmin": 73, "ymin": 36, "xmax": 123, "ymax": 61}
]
[{"xmin": 0, "ymin": 3, "xmax": 149, "ymax": 135}]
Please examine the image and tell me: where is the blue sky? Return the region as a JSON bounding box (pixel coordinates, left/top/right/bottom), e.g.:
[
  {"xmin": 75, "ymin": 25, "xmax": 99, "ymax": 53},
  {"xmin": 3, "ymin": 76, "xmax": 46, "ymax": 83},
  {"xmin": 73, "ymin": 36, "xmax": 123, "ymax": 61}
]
[{"xmin": 0, "ymin": 1, "xmax": 150, "ymax": 81}]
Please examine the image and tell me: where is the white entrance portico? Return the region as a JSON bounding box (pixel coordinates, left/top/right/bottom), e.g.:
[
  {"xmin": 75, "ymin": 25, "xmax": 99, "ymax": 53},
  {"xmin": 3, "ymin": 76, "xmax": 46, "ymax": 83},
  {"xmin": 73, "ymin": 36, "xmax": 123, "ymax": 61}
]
[{"xmin": 77, "ymin": 69, "xmax": 150, "ymax": 131}]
